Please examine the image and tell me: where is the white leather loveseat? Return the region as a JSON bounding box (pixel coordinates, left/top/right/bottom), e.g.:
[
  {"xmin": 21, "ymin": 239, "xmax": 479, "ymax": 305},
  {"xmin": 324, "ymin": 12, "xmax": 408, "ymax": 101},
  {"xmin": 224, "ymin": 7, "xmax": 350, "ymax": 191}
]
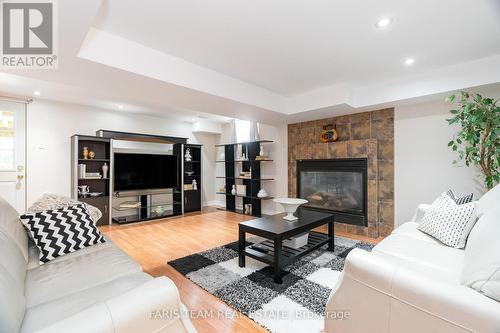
[
  {"xmin": 0, "ymin": 196, "xmax": 197, "ymax": 333},
  {"xmin": 325, "ymin": 185, "xmax": 500, "ymax": 333}
]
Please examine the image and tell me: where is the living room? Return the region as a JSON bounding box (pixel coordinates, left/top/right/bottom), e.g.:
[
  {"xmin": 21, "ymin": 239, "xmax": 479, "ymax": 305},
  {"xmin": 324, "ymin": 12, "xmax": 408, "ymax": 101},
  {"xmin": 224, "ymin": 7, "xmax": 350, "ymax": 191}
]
[{"xmin": 0, "ymin": 1, "xmax": 499, "ymax": 333}]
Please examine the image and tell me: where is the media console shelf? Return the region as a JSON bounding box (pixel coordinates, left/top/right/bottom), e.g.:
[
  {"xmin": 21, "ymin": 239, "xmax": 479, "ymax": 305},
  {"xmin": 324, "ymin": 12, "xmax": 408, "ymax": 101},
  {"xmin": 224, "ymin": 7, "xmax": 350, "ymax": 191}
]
[
  {"xmin": 112, "ymin": 190, "xmax": 182, "ymax": 224},
  {"xmin": 183, "ymin": 144, "xmax": 202, "ymax": 213},
  {"xmin": 215, "ymin": 140, "xmax": 274, "ymax": 217},
  {"xmin": 71, "ymin": 135, "xmax": 112, "ymax": 226}
]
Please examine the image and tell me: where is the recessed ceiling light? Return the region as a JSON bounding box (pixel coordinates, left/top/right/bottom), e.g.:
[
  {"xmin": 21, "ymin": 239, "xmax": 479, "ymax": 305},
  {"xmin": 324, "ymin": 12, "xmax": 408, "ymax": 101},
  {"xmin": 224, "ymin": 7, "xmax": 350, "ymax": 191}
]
[
  {"xmin": 404, "ymin": 58, "xmax": 415, "ymax": 66},
  {"xmin": 118, "ymin": 105, "xmax": 124, "ymax": 110},
  {"xmin": 375, "ymin": 17, "xmax": 392, "ymax": 28},
  {"xmin": 33, "ymin": 91, "xmax": 41, "ymax": 96}
]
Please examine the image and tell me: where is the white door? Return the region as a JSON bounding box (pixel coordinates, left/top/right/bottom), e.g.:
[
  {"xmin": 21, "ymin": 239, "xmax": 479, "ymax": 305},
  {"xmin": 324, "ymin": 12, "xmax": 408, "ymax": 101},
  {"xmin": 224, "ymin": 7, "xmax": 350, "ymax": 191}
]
[{"xmin": 0, "ymin": 101, "xmax": 26, "ymax": 212}]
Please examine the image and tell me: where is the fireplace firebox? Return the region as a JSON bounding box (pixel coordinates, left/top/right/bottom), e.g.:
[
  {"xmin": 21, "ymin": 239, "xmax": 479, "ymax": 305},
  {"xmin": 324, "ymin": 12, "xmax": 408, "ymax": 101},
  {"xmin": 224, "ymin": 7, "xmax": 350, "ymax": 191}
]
[{"xmin": 296, "ymin": 159, "xmax": 368, "ymax": 226}]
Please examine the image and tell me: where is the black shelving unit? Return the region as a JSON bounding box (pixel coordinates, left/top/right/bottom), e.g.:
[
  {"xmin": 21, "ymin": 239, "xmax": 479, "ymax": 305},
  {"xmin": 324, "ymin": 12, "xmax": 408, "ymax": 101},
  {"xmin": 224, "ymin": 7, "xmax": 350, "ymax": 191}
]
[
  {"xmin": 216, "ymin": 140, "xmax": 273, "ymax": 217},
  {"xmin": 183, "ymin": 144, "xmax": 202, "ymax": 213},
  {"xmin": 71, "ymin": 135, "xmax": 112, "ymax": 226}
]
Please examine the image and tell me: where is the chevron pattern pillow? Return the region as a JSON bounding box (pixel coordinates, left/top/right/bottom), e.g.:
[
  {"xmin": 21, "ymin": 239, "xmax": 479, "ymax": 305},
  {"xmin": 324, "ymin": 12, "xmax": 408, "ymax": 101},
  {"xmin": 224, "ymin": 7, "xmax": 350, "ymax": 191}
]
[{"xmin": 20, "ymin": 204, "xmax": 105, "ymax": 264}]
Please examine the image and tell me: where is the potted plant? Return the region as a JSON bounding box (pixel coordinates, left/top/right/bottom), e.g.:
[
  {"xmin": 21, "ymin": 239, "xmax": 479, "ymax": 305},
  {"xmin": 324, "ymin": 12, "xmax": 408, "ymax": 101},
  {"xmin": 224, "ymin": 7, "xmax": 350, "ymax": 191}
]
[{"xmin": 446, "ymin": 92, "xmax": 500, "ymax": 190}]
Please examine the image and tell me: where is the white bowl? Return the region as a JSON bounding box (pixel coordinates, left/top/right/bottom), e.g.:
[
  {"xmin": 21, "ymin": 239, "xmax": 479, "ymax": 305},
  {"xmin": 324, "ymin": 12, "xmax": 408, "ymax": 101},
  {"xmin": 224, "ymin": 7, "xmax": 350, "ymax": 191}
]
[{"xmin": 273, "ymin": 198, "xmax": 308, "ymax": 221}]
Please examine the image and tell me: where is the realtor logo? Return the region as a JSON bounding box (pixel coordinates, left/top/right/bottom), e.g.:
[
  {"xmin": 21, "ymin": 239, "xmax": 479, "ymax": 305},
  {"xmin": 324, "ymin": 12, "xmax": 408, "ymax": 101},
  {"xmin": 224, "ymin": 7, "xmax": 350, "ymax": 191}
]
[{"xmin": 1, "ymin": 0, "xmax": 58, "ymax": 68}]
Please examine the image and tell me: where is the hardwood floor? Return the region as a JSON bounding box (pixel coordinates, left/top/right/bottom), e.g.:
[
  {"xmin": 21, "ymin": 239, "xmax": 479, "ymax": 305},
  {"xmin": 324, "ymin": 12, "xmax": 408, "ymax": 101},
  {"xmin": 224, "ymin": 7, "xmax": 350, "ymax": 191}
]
[{"xmin": 100, "ymin": 208, "xmax": 382, "ymax": 333}]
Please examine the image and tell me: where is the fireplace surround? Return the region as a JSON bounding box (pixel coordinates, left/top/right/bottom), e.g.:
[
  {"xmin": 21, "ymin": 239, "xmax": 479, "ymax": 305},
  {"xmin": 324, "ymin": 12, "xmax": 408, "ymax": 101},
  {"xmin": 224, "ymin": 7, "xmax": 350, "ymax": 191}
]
[
  {"xmin": 288, "ymin": 108, "xmax": 394, "ymax": 238},
  {"xmin": 297, "ymin": 159, "xmax": 368, "ymax": 226}
]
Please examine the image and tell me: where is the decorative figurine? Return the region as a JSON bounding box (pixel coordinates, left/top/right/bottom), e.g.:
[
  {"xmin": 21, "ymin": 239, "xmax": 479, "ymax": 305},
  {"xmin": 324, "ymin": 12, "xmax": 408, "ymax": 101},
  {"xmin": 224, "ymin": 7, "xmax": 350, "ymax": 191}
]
[
  {"xmin": 231, "ymin": 185, "xmax": 236, "ymax": 195},
  {"xmin": 192, "ymin": 179, "xmax": 198, "ymax": 190},
  {"xmin": 185, "ymin": 148, "xmax": 192, "ymax": 162},
  {"xmin": 102, "ymin": 163, "xmax": 109, "ymax": 178},
  {"xmin": 257, "ymin": 189, "xmax": 268, "ymax": 198},
  {"xmin": 78, "ymin": 185, "xmax": 90, "ymax": 196},
  {"xmin": 320, "ymin": 124, "xmax": 339, "ymax": 142},
  {"xmin": 88, "ymin": 150, "xmax": 96, "ymax": 159},
  {"xmin": 82, "ymin": 146, "xmax": 89, "ymax": 159}
]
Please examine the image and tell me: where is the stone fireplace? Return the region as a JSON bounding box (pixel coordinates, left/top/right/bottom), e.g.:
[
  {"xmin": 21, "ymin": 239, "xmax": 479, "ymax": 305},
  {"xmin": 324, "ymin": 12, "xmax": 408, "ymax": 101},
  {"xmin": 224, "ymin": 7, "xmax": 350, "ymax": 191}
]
[
  {"xmin": 297, "ymin": 159, "xmax": 367, "ymax": 226},
  {"xmin": 288, "ymin": 108, "xmax": 394, "ymax": 238}
]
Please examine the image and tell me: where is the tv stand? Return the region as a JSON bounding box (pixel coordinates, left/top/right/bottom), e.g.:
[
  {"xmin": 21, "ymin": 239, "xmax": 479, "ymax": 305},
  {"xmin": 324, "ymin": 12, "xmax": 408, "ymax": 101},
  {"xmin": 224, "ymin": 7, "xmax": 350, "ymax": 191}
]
[{"xmin": 112, "ymin": 190, "xmax": 182, "ymax": 224}]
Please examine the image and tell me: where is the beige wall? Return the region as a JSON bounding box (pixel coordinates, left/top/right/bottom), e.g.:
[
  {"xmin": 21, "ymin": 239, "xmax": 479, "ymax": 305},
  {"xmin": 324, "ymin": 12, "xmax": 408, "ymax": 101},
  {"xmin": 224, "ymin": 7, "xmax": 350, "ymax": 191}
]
[
  {"xmin": 394, "ymin": 99, "xmax": 487, "ymax": 226},
  {"xmin": 26, "ymin": 99, "xmax": 217, "ymax": 206}
]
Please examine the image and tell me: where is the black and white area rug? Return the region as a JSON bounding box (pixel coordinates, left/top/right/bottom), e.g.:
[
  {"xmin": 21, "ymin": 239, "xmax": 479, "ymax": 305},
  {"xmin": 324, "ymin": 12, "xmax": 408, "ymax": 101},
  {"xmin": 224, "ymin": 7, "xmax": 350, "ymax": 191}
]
[{"xmin": 168, "ymin": 232, "xmax": 374, "ymax": 333}]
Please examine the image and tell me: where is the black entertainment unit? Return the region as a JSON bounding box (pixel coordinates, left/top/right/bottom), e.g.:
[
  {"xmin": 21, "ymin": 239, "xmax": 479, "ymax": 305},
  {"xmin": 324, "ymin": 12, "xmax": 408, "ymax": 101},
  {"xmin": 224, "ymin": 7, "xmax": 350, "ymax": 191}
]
[{"xmin": 71, "ymin": 131, "xmax": 202, "ymax": 225}]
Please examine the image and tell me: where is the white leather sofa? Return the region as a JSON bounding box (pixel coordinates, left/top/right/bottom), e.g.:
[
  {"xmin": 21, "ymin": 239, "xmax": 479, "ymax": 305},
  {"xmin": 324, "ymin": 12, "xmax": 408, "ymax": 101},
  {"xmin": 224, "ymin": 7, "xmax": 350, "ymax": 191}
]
[
  {"xmin": 325, "ymin": 186, "xmax": 500, "ymax": 333},
  {"xmin": 0, "ymin": 196, "xmax": 197, "ymax": 333}
]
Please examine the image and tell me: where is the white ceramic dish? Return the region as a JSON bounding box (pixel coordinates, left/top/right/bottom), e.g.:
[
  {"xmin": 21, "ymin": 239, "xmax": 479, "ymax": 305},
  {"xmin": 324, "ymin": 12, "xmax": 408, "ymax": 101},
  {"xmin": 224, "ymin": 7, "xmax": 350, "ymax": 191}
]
[{"xmin": 273, "ymin": 198, "xmax": 308, "ymax": 221}]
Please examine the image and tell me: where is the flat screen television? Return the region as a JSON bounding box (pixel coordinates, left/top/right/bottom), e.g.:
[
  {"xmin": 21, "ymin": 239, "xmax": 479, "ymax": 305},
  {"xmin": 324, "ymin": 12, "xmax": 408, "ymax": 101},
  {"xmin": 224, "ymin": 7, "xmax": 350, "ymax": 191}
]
[{"xmin": 114, "ymin": 153, "xmax": 178, "ymax": 191}]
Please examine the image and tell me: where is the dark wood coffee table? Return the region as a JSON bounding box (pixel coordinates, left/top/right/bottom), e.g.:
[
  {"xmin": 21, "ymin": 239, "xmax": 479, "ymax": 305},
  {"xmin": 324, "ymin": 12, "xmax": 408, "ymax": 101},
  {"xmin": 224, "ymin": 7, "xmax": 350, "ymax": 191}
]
[{"xmin": 238, "ymin": 209, "xmax": 334, "ymax": 283}]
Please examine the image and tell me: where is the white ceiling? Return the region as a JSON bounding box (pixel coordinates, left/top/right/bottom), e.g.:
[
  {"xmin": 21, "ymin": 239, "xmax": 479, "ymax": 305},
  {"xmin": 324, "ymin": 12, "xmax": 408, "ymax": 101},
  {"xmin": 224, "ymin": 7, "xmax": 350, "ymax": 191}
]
[
  {"xmin": 93, "ymin": 0, "xmax": 500, "ymax": 95},
  {"xmin": 1, "ymin": 0, "xmax": 500, "ymax": 124}
]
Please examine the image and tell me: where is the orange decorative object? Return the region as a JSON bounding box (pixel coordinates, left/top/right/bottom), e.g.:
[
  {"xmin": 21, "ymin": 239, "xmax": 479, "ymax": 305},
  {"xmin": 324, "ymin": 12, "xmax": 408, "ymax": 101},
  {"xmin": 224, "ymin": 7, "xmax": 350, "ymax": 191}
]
[{"xmin": 320, "ymin": 124, "xmax": 339, "ymax": 142}]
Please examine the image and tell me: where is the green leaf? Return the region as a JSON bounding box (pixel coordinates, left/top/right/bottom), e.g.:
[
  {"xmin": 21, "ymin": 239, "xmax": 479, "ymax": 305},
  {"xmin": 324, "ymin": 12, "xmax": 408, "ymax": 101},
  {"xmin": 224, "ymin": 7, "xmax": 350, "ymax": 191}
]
[
  {"xmin": 447, "ymin": 90, "xmax": 500, "ymax": 189},
  {"xmin": 446, "ymin": 95, "xmax": 456, "ymax": 103}
]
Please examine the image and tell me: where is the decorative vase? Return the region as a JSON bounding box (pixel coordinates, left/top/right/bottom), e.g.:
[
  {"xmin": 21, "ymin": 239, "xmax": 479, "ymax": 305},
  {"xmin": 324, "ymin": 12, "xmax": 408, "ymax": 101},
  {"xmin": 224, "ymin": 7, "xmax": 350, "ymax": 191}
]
[
  {"xmin": 244, "ymin": 204, "xmax": 252, "ymax": 215},
  {"xmin": 88, "ymin": 150, "xmax": 96, "ymax": 159},
  {"xmin": 273, "ymin": 198, "xmax": 308, "ymax": 221},
  {"xmin": 101, "ymin": 163, "xmax": 109, "ymax": 178},
  {"xmin": 231, "ymin": 185, "xmax": 236, "ymax": 195},
  {"xmin": 259, "ymin": 145, "xmax": 265, "ymax": 157},
  {"xmin": 82, "ymin": 147, "xmax": 89, "ymax": 159},
  {"xmin": 192, "ymin": 179, "xmax": 198, "ymax": 190},
  {"xmin": 257, "ymin": 189, "xmax": 268, "ymax": 198},
  {"xmin": 185, "ymin": 148, "xmax": 192, "ymax": 162}
]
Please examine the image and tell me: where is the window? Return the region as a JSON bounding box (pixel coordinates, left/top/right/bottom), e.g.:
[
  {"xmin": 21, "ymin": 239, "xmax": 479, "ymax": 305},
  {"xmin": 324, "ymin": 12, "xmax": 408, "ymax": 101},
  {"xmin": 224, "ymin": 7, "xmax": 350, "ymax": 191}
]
[
  {"xmin": 0, "ymin": 111, "xmax": 14, "ymax": 170},
  {"xmin": 235, "ymin": 119, "xmax": 250, "ymax": 143}
]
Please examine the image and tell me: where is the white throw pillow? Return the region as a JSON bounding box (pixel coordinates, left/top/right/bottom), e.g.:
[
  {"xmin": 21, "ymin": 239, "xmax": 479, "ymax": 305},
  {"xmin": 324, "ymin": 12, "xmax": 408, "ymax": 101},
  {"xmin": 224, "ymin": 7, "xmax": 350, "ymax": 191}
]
[
  {"xmin": 418, "ymin": 192, "xmax": 477, "ymax": 248},
  {"xmin": 462, "ymin": 206, "xmax": 500, "ymax": 302},
  {"xmin": 26, "ymin": 193, "xmax": 102, "ymax": 223}
]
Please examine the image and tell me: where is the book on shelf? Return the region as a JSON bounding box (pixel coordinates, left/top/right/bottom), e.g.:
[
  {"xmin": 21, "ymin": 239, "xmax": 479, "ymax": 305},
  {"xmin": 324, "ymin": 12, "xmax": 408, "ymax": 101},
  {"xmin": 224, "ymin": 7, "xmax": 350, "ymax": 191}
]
[
  {"xmin": 119, "ymin": 202, "xmax": 141, "ymax": 209},
  {"xmin": 82, "ymin": 172, "xmax": 102, "ymax": 179},
  {"xmin": 78, "ymin": 164, "xmax": 86, "ymax": 178}
]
